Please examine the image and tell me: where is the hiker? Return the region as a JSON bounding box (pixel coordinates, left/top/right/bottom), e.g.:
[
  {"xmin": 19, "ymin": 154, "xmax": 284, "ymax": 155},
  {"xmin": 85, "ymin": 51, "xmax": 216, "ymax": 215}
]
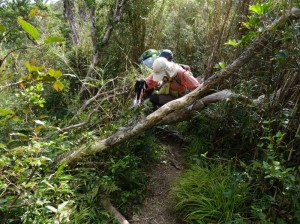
[
  {"xmin": 159, "ymin": 49, "xmax": 191, "ymax": 71},
  {"xmin": 134, "ymin": 57, "xmax": 201, "ymax": 108},
  {"xmin": 139, "ymin": 48, "xmax": 190, "ymax": 71}
]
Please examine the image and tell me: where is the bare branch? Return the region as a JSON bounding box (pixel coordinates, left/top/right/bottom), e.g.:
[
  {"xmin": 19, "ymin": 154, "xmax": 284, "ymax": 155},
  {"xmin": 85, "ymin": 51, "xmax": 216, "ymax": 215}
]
[
  {"xmin": 73, "ymin": 77, "xmax": 129, "ymax": 121},
  {"xmin": 62, "ymin": 89, "xmax": 128, "ymax": 132},
  {"xmin": 0, "ymin": 47, "xmax": 27, "ymax": 67},
  {"xmin": 0, "ymin": 81, "xmax": 25, "ymax": 91}
]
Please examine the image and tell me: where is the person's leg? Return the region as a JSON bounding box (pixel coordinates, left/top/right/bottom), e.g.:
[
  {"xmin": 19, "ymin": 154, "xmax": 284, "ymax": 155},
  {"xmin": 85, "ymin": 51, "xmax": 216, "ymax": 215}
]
[
  {"xmin": 150, "ymin": 94, "xmax": 159, "ymax": 110},
  {"xmin": 150, "ymin": 94, "xmax": 176, "ymax": 107}
]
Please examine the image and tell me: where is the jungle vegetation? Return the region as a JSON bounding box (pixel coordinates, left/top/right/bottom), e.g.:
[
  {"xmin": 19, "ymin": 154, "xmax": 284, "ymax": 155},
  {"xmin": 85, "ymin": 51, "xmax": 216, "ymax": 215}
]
[{"xmin": 0, "ymin": 0, "xmax": 299, "ymax": 223}]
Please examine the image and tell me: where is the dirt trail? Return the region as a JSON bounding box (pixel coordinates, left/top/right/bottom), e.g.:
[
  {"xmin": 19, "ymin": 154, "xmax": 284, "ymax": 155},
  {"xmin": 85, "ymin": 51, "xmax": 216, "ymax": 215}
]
[{"xmin": 130, "ymin": 142, "xmax": 185, "ymax": 224}]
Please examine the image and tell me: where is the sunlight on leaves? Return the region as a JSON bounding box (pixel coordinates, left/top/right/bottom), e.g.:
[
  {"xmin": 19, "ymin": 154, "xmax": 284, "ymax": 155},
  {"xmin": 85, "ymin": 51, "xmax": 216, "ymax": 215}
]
[
  {"xmin": 17, "ymin": 17, "xmax": 39, "ymax": 40},
  {"xmin": 25, "ymin": 61, "xmax": 40, "ymax": 72},
  {"xmin": 0, "ymin": 23, "xmax": 6, "ymax": 32},
  {"xmin": 46, "ymin": 205, "xmax": 57, "ymax": 213},
  {"xmin": 29, "ymin": 7, "xmax": 39, "ymax": 17},
  {"xmin": 249, "ymin": 3, "xmax": 271, "ymax": 15},
  {"xmin": 225, "ymin": 39, "xmax": 240, "ymax": 47},
  {"xmin": 0, "ymin": 108, "xmax": 14, "ymax": 117},
  {"xmin": 53, "ymin": 80, "xmax": 64, "ymax": 91},
  {"xmin": 44, "ymin": 36, "xmax": 65, "ymax": 44},
  {"xmin": 48, "ymin": 68, "xmax": 63, "ymax": 79}
]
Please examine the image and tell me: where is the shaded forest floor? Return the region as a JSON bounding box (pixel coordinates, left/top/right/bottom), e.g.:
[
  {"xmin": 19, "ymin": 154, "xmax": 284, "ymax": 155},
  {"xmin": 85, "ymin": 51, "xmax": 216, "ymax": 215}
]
[{"xmin": 130, "ymin": 133, "xmax": 186, "ymax": 224}]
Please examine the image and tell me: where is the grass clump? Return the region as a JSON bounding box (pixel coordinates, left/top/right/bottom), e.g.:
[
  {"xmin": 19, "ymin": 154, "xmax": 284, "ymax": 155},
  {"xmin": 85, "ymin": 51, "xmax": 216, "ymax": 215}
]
[{"xmin": 170, "ymin": 162, "xmax": 250, "ymax": 223}]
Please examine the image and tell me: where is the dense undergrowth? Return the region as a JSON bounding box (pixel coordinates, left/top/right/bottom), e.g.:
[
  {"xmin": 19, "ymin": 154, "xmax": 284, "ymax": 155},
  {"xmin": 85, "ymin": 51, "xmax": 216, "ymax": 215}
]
[
  {"xmin": 0, "ymin": 0, "xmax": 299, "ymax": 223},
  {"xmin": 171, "ymin": 98, "xmax": 300, "ymax": 223}
]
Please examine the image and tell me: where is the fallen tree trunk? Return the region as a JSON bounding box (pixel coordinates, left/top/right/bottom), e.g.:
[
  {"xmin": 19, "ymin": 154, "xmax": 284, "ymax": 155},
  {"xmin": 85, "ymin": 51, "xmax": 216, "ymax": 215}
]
[
  {"xmin": 160, "ymin": 89, "xmax": 268, "ymax": 125},
  {"xmin": 57, "ymin": 7, "xmax": 300, "ymax": 166},
  {"xmin": 159, "ymin": 89, "xmax": 235, "ymax": 124}
]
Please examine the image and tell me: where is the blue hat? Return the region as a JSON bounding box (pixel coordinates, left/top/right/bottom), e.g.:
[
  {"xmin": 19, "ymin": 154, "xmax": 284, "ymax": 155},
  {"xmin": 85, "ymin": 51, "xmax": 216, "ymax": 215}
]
[{"xmin": 159, "ymin": 49, "xmax": 173, "ymax": 61}]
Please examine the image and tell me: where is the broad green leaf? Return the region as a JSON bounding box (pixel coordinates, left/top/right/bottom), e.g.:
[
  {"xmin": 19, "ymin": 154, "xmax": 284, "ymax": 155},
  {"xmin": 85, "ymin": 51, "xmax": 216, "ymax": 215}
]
[
  {"xmin": 214, "ymin": 62, "xmax": 225, "ymax": 69},
  {"xmin": 0, "ymin": 108, "xmax": 14, "ymax": 117},
  {"xmin": 44, "ymin": 36, "xmax": 65, "ymax": 44},
  {"xmin": 53, "ymin": 80, "xmax": 64, "ymax": 91},
  {"xmin": 34, "ymin": 126, "xmax": 44, "ymax": 132},
  {"xmin": 58, "ymin": 201, "xmax": 69, "ymax": 212},
  {"xmin": 17, "ymin": 17, "xmax": 39, "ymax": 40},
  {"xmin": 29, "ymin": 7, "xmax": 38, "ymax": 17},
  {"xmin": 39, "ymin": 74, "xmax": 56, "ymax": 82},
  {"xmin": 10, "ymin": 133, "xmax": 28, "ymax": 138},
  {"xmin": 225, "ymin": 39, "xmax": 240, "ymax": 47},
  {"xmin": 48, "ymin": 68, "xmax": 63, "ymax": 79},
  {"xmin": 46, "ymin": 205, "xmax": 57, "ymax": 213},
  {"xmin": 25, "ymin": 61, "xmax": 39, "ymax": 72},
  {"xmin": 249, "ymin": 3, "xmax": 271, "ymax": 15},
  {"xmin": 218, "ymin": 62, "xmax": 225, "ymax": 69},
  {"xmin": 13, "ymin": 117, "xmax": 23, "ymax": 122},
  {"xmin": 249, "ymin": 4, "xmax": 263, "ymax": 14},
  {"xmin": 55, "ymin": 164, "xmax": 65, "ymax": 178},
  {"xmin": 40, "ymin": 156, "xmax": 52, "ymax": 162},
  {"xmin": 242, "ymin": 15, "xmax": 260, "ymax": 28},
  {"xmin": 0, "ymin": 23, "xmax": 6, "ymax": 32}
]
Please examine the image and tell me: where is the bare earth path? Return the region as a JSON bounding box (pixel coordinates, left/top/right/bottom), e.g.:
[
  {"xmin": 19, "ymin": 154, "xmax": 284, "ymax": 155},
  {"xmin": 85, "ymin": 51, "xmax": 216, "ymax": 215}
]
[{"xmin": 130, "ymin": 141, "xmax": 185, "ymax": 224}]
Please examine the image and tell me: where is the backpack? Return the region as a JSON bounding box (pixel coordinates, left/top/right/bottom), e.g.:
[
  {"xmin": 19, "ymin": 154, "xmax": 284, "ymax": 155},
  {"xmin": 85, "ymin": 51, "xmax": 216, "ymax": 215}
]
[
  {"xmin": 156, "ymin": 64, "xmax": 194, "ymax": 97},
  {"xmin": 172, "ymin": 64, "xmax": 194, "ymax": 86},
  {"xmin": 139, "ymin": 49, "xmax": 158, "ymax": 62}
]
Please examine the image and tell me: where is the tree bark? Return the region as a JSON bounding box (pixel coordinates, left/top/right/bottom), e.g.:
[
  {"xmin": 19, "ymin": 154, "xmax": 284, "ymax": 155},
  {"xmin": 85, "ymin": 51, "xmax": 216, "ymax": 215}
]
[
  {"xmin": 159, "ymin": 90, "xmax": 234, "ymax": 124},
  {"xmin": 57, "ymin": 7, "xmax": 300, "ymax": 166},
  {"xmin": 63, "ymin": 0, "xmax": 79, "ymax": 45}
]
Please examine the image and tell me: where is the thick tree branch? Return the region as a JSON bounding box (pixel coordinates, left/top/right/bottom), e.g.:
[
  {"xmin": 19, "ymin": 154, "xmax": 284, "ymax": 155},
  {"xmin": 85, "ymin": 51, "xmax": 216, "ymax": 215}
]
[
  {"xmin": 159, "ymin": 89, "xmax": 261, "ymax": 124},
  {"xmin": 57, "ymin": 7, "xmax": 300, "ymax": 166}
]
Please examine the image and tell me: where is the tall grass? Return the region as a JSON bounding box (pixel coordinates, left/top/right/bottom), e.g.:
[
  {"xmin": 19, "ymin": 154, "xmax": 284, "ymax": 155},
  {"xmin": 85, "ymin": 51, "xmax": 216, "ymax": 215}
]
[{"xmin": 170, "ymin": 162, "xmax": 250, "ymax": 223}]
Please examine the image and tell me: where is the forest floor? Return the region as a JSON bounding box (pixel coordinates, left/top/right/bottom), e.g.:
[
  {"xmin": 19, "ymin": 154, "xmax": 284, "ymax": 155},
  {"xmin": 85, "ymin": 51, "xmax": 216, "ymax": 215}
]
[{"xmin": 130, "ymin": 132, "xmax": 186, "ymax": 224}]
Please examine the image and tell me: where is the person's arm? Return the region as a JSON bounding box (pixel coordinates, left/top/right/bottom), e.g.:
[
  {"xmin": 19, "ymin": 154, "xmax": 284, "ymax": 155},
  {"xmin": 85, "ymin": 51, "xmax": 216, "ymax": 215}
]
[
  {"xmin": 179, "ymin": 64, "xmax": 191, "ymax": 71},
  {"xmin": 133, "ymin": 74, "xmax": 158, "ymax": 105},
  {"xmin": 145, "ymin": 74, "xmax": 158, "ymax": 91}
]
